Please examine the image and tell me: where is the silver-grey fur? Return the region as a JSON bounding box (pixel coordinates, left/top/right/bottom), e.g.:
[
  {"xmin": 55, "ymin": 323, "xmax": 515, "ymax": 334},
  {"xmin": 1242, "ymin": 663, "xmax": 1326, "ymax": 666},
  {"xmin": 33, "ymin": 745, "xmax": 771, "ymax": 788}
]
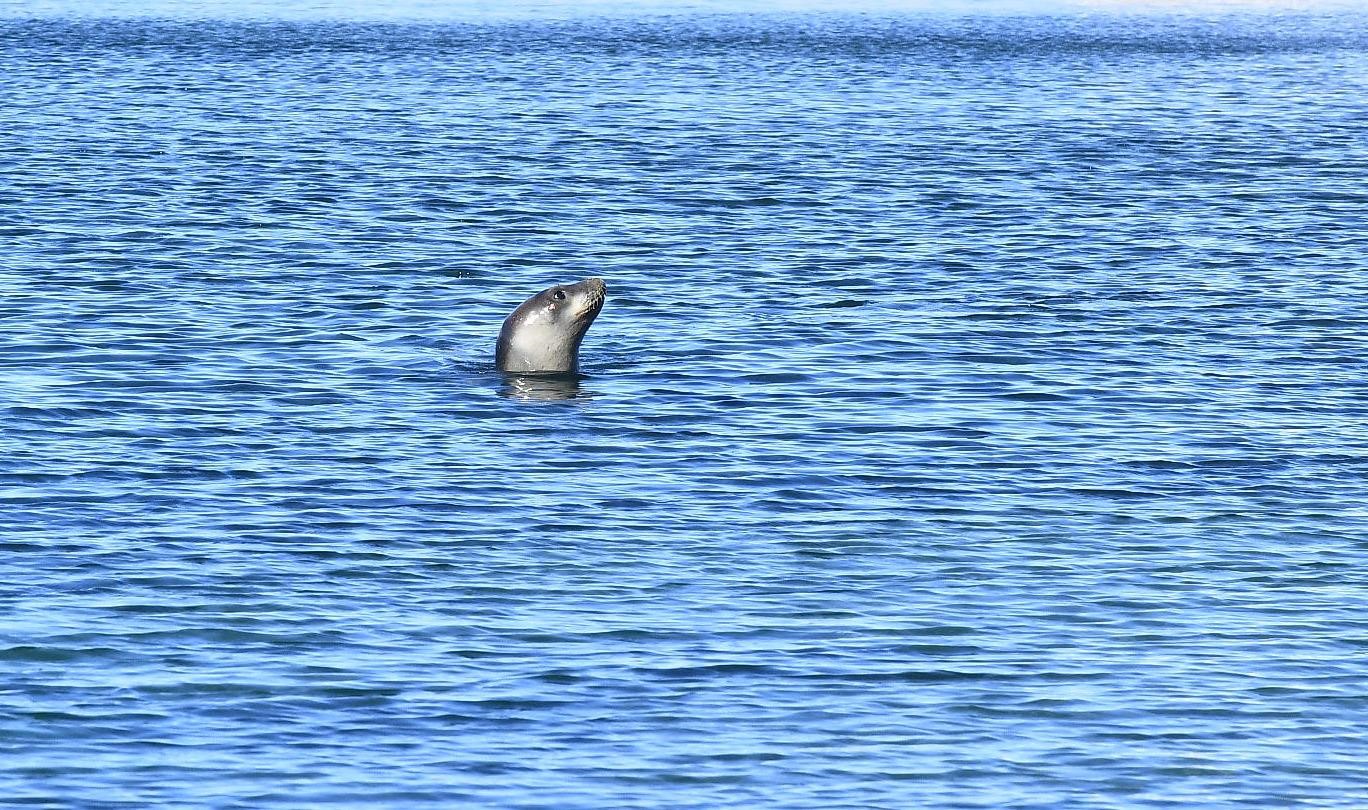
[{"xmin": 495, "ymin": 277, "xmax": 606, "ymax": 373}]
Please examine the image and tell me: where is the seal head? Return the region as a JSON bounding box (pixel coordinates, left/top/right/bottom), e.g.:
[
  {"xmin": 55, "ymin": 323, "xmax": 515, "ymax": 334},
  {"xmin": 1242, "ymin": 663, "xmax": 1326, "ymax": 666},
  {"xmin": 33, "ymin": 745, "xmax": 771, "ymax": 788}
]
[{"xmin": 495, "ymin": 277, "xmax": 606, "ymax": 374}]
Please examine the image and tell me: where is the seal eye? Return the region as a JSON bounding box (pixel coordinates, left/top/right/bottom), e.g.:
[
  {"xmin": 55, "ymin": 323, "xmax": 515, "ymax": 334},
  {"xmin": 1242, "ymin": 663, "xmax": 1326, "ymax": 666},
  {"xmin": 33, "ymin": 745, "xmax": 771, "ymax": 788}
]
[{"xmin": 553, "ymin": 290, "xmax": 566, "ymax": 301}]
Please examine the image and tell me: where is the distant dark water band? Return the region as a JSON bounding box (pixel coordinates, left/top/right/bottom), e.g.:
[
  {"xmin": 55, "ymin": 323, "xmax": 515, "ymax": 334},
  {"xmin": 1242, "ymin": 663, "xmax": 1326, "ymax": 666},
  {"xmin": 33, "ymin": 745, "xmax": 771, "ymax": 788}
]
[{"xmin": 2, "ymin": 14, "xmax": 1363, "ymax": 58}]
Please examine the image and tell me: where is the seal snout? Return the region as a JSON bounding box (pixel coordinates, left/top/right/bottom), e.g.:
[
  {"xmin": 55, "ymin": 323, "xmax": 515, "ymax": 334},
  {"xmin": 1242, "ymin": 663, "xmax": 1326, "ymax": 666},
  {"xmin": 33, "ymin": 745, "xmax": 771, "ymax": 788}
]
[{"xmin": 578, "ymin": 277, "xmax": 606, "ymax": 317}]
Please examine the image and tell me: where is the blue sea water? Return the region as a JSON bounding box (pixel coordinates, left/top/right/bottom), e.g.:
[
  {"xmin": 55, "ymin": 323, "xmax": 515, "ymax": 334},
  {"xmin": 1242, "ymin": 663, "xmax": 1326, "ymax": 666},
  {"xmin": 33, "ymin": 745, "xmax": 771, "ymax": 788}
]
[{"xmin": 3, "ymin": 1, "xmax": 1368, "ymax": 807}]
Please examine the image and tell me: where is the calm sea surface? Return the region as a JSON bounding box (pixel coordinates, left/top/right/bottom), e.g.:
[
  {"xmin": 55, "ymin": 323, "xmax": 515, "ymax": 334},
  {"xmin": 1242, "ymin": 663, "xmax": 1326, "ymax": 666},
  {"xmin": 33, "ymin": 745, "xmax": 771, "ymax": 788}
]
[{"xmin": 3, "ymin": 2, "xmax": 1368, "ymax": 807}]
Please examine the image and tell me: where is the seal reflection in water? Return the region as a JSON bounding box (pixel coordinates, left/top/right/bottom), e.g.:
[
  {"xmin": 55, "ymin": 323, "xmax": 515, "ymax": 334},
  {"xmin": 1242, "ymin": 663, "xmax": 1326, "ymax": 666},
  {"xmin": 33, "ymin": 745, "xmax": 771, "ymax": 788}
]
[
  {"xmin": 496, "ymin": 277, "xmax": 606, "ymax": 374},
  {"xmin": 500, "ymin": 373, "xmax": 592, "ymax": 402}
]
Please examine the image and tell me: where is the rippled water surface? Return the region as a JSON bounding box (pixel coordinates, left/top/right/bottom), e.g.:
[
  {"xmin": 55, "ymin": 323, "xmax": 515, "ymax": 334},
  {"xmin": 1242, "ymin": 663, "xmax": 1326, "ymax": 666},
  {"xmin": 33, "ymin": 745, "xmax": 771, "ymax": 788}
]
[{"xmin": 4, "ymin": 3, "xmax": 1368, "ymax": 807}]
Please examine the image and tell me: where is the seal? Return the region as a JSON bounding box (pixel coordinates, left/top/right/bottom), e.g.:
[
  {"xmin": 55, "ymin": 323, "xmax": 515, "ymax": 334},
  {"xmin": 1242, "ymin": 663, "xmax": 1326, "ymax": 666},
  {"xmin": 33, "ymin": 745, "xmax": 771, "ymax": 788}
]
[{"xmin": 495, "ymin": 277, "xmax": 606, "ymax": 374}]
